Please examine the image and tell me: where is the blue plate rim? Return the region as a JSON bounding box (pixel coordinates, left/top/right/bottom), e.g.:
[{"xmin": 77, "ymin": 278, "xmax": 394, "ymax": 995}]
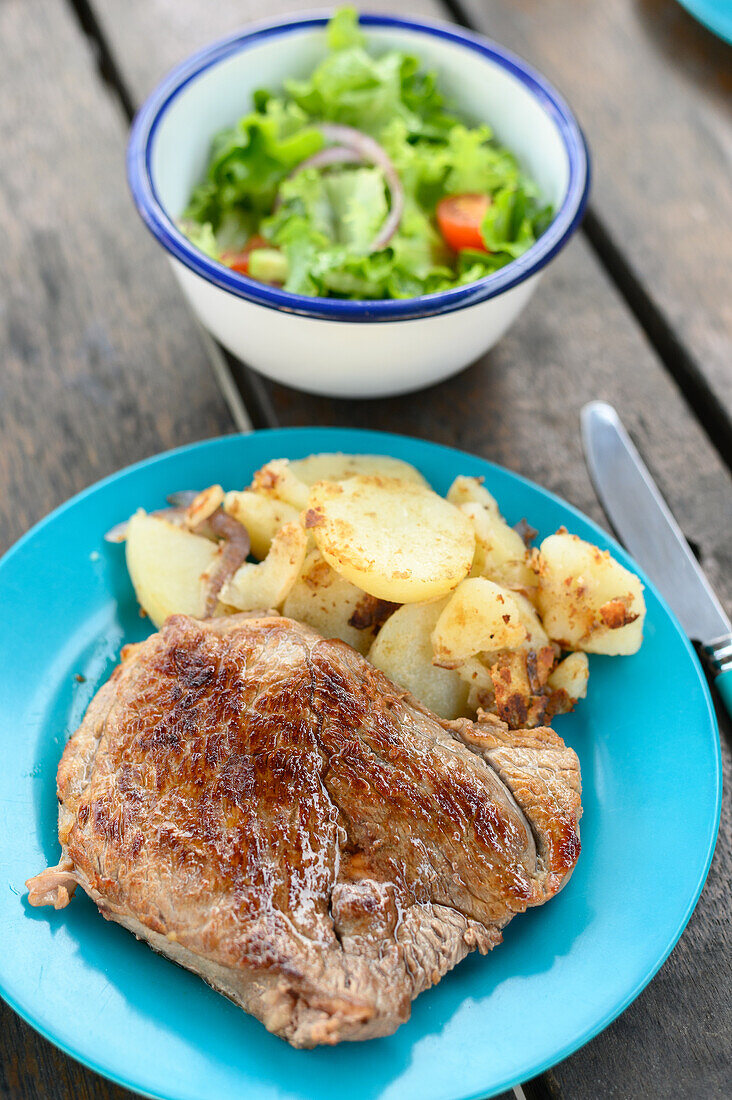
[{"xmin": 0, "ymin": 427, "xmax": 722, "ymax": 1100}]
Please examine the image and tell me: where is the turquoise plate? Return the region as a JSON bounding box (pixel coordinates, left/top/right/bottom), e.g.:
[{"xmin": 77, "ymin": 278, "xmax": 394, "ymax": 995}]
[
  {"xmin": 675, "ymin": 0, "xmax": 732, "ymax": 42},
  {"xmin": 0, "ymin": 429, "xmax": 721, "ymax": 1100}
]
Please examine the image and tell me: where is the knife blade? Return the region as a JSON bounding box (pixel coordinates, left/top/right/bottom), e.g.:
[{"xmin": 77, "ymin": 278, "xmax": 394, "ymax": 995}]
[{"xmin": 581, "ymin": 401, "xmax": 732, "ymax": 716}]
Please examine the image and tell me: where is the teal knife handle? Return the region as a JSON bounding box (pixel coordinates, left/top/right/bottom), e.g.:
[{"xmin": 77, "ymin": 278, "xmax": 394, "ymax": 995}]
[
  {"xmin": 705, "ymin": 633, "xmax": 732, "ymax": 723},
  {"xmin": 716, "ymin": 668, "xmax": 732, "ymax": 722}
]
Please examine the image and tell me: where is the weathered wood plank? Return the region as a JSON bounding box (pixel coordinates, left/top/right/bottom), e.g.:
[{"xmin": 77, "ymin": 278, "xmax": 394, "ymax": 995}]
[
  {"xmin": 91, "ymin": 0, "xmax": 442, "ymax": 101},
  {"xmin": 87, "ymin": 3, "xmax": 732, "ymax": 1098},
  {"xmin": 0, "ymin": 1003, "xmax": 132, "ymax": 1100},
  {"xmin": 0, "ymin": 0, "xmax": 237, "ymax": 1093},
  {"xmin": 6, "ymin": 0, "xmax": 730, "ymax": 1096},
  {"xmin": 459, "ymin": 0, "xmax": 732, "ymax": 440},
  {"xmin": 0, "ymin": 0, "xmax": 237, "ymax": 558}
]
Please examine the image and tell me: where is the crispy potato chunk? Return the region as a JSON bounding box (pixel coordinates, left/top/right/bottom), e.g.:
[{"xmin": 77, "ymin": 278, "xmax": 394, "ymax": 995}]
[
  {"xmin": 446, "ymin": 475, "xmax": 500, "ymax": 511},
  {"xmin": 548, "ymin": 651, "xmax": 589, "ymax": 700},
  {"xmin": 536, "ymin": 532, "xmax": 645, "ymax": 654},
  {"xmin": 306, "ymin": 476, "xmax": 474, "ymax": 603},
  {"xmin": 221, "ymin": 522, "xmax": 306, "ymax": 612},
  {"xmin": 431, "ymin": 577, "xmax": 527, "ymax": 667},
  {"xmin": 488, "ymin": 651, "xmax": 553, "ymax": 729},
  {"xmin": 458, "ymin": 644, "xmax": 561, "ymax": 729},
  {"xmin": 369, "ymin": 599, "xmax": 469, "ymax": 720},
  {"xmin": 125, "ymin": 512, "xmax": 219, "ymax": 628},
  {"xmin": 282, "ymin": 549, "xmax": 395, "ymax": 654},
  {"xmin": 224, "ymin": 490, "xmax": 300, "ymax": 561},
  {"xmin": 291, "ymin": 452, "xmax": 427, "ymax": 487}
]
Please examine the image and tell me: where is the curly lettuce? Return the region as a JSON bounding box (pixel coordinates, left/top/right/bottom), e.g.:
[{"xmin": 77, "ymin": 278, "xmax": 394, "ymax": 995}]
[{"xmin": 182, "ymin": 7, "xmax": 553, "ymax": 299}]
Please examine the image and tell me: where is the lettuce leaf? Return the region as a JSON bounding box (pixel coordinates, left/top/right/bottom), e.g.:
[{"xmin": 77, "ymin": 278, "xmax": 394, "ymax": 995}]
[
  {"xmin": 178, "ymin": 220, "xmax": 221, "ymax": 260},
  {"xmin": 326, "ymin": 6, "xmax": 365, "ymax": 51},
  {"xmin": 184, "ymin": 98, "xmax": 323, "ymax": 230},
  {"xmin": 267, "ymin": 166, "xmax": 387, "ymax": 250}
]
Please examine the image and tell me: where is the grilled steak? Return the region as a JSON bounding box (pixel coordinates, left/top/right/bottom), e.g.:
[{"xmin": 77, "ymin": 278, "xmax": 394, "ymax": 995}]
[{"xmin": 27, "ymin": 614, "xmax": 581, "ymax": 1047}]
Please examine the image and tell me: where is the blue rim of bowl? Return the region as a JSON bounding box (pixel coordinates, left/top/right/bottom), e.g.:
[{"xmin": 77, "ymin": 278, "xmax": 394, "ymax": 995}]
[{"xmin": 127, "ymin": 11, "xmax": 591, "ymax": 323}]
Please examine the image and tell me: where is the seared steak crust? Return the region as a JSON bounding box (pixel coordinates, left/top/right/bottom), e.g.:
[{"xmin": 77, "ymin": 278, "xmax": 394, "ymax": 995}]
[{"xmin": 28, "ymin": 614, "xmax": 581, "ymax": 1046}]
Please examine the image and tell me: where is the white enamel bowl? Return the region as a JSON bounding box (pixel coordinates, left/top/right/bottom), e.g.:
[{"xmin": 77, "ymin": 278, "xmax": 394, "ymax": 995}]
[{"xmin": 128, "ymin": 13, "xmax": 590, "ymax": 398}]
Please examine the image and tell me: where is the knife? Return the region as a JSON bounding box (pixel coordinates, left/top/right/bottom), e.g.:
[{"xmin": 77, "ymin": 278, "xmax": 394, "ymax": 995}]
[{"xmin": 581, "ymin": 400, "xmax": 732, "ymax": 718}]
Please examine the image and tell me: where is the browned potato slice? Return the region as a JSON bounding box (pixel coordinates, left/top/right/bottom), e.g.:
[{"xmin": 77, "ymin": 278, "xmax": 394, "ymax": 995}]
[
  {"xmin": 224, "ymin": 489, "xmax": 300, "ymax": 560},
  {"xmin": 536, "ymin": 532, "xmax": 645, "ymax": 654},
  {"xmin": 456, "ymin": 656, "xmax": 496, "ymax": 714},
  {"xmin": 282, "ymin": 550, "xmax": 393, "ymax": 654},
  {"xmin": 488, "ymin": 650, "xmax": 552, "ymax": 729},
  {"xmin": 368, "ymin": 599, "xmax": 469, "ymax": 720},
  {"xmin": 125, "ymin": 512, "xmax": 219, "ymax": 629},
  {"xmin": 431, "ymin": 577, "xmax": 527, "ymax": 667},
  {"xmin": 291, "ymin": 452, "xmax": 427, "ymax": 487},
  {"xmin": 221, "ymin": 522, "xmax": 307, "ymax": 612},
  {"xmin": 306, "ymin": 476, "xmax": 474, "ymax": 603}
]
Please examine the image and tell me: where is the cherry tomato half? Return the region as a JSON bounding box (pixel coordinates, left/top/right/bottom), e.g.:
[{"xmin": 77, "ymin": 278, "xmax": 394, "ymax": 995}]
[
  {"xmin": 222, "ymin": 235, "xmax": 270, "ymax": 274},
  {"xmin": 436, "ymin": 194, "xmax": 491, "ymax": 253}
]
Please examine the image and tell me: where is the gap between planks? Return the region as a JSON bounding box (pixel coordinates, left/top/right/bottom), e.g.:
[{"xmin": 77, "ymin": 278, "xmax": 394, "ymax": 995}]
[
  {"xmin": 440, "ymin": 0, "xmax": 732, "ymax": 472},
  {"xmin": 196, "ymin": 326, "xmax": 253, "ymax": 433},
  {"xmin": 66, "ymin": 0, "xmax": 267, "ymax": 433}
]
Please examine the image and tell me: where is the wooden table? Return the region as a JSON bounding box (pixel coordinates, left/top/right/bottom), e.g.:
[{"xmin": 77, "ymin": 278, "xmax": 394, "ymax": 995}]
[{"xmin": 1, "ymin": 1, "xmax": 730, "ymax": 1097}]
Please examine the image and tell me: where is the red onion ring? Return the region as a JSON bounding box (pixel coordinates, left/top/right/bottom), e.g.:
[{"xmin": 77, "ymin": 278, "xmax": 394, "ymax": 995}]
[
  {"xmin": 103, "ymin": 487, "xmax": 251, "ymax": 620},
  {"xmin": 202, "ymin": 510, "xmax": 251, "ymax": 618},
  {"xmin": 277, "ymin": 123, "xmax": 404, "ymax": 251},
  {"xmin": 103, "ymin": 494, "xmax": 251, "ymax": 619},
  {"xmin": 289, "ymin": 145, "xmax": 363, "ymax": 176}
]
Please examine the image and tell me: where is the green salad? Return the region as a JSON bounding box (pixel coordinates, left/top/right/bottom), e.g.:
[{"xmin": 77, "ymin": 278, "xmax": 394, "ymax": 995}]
[{"xmin": 181, "ymin": 8, "xmax": 553, "ymax": 300}]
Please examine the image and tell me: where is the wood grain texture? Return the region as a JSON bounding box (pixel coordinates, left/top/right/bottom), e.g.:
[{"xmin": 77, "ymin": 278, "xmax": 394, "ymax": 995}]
[
  {"xmin": 458, "ymin": 0, "xmax": 732, "ymax": 432},
  {"xmin": 0, "ymin": 0, "xmax": 232, "ymax": 1093},
  {"xmin": 87, "ymin": 2, "xmax": 732, "ymax": 1097},
  {"xmin": 0, "ymin": 0, "xmax": 235, "ymax": 558},
  {"xmin": 91, "ymin": 0, "xmax": 444, "ymax": 101},
  {"xmin": 2, "ymin": 0, "xmax": 730, "ymax": 1096},
  {"xmin": 0, "ymin": 1003, "xmax": 131, "ymax": 1100}
]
